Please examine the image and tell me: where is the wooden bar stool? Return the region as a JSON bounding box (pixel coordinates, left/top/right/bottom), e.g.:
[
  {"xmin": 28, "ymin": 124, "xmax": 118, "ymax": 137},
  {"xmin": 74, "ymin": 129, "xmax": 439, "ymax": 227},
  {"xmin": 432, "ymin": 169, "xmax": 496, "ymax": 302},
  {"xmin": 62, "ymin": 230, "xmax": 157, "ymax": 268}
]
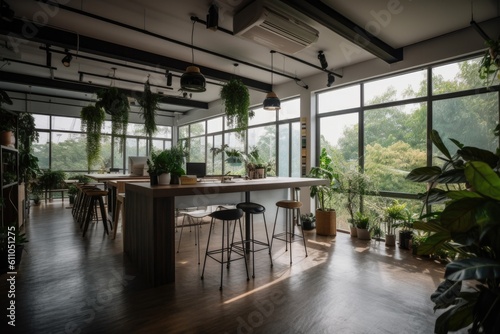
[
  {"xmin": 82, "ymin": 189, "xmax": 109, "ymax": 237},
  {"xmin": 201, "ymin": 208, "xmax": 249, "ymax": 290},
  {"xmin": 235, "ymin": 202, "xmax": 273, "ymax": 278},
  {"xmin": 112, "ymin": 193, "xmax": 125, "ymax": 240},
  {"xmin": 270, "ymin": 200, "xmax": 308, "ymax": 264}
]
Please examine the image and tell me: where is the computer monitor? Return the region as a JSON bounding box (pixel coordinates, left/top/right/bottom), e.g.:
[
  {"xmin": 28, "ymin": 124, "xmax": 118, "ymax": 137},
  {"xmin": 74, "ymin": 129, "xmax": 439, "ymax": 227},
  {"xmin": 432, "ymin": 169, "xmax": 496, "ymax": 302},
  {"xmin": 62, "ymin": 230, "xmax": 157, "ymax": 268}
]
[
  {"xmin": 186, "ymin": 162, "xmax": 206, "ymax": 178},
  {"xmin": 128, "ymin": 156, "xmax": 148, "ymax": 176}
]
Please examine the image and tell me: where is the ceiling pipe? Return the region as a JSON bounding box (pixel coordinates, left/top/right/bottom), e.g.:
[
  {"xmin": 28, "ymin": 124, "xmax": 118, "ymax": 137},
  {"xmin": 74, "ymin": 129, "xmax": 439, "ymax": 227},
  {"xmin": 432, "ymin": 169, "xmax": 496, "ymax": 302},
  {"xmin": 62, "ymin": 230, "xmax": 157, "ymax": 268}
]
[{"xmin": 34, "ymin": 0, "xmax": 301, "ymax": 82}]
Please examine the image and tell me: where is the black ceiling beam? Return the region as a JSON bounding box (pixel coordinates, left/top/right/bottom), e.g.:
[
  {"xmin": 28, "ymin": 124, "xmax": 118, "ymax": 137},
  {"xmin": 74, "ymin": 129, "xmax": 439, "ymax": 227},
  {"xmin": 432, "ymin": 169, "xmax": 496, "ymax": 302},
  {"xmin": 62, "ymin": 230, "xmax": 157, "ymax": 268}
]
[
  {"xmin": 0, "ymin": 72, "xmax": 208, "ymax": 109},
  {"xmin": 280, "ymin": 0, "xmax": 403, "ymax": 64},
  {"xmin": 0, "ymin": 18, "xmax": 271, "ymax": 92}
]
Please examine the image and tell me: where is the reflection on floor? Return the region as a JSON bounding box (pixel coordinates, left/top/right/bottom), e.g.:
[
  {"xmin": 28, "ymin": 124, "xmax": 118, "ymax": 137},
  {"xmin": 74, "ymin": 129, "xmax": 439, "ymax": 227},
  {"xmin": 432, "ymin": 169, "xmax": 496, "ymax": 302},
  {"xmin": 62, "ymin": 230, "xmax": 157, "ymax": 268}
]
[{"xmin": 0, "ymin": 200, "xmax": 448, "ymax": 333}]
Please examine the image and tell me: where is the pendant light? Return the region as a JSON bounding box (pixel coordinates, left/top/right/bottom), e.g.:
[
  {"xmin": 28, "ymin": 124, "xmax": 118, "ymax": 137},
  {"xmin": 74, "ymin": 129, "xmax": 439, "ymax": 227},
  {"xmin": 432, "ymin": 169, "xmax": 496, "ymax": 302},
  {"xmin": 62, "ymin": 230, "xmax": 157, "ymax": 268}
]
[
  {"xmin": 180, "ymin": 20, "xmax": 206, "ymax": 92},
  {"xmin": 263, "ymin": 50, "xmax": 280, "ymax": 110}
]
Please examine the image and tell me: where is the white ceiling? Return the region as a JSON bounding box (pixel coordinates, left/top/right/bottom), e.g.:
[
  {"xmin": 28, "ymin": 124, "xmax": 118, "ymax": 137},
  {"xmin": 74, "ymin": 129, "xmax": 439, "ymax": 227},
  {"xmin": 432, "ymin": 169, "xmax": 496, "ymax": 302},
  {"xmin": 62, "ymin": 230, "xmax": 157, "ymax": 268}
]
[{"xmin": 0, "ymin": 0, "xmax": 499, "ymax": 115}]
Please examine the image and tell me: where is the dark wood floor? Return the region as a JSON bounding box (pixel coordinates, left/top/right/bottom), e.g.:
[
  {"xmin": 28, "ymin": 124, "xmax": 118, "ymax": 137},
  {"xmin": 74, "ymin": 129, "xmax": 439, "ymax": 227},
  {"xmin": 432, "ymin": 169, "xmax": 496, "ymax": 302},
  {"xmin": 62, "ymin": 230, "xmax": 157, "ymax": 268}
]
[{"xmin": 1, "ymin": 200, "xmax": 451, "ymax": 333}]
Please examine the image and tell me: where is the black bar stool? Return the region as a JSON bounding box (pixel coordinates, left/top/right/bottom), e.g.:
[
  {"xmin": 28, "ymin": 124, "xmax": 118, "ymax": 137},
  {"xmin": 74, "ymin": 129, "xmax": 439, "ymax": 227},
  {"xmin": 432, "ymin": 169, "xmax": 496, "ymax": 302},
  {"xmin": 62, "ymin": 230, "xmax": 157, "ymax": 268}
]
[
  {"xmin": 270, "ymin": 200, "xmax": 308, "ymax": 264},
  {"xmin": 235, "ymin": 202, "xmax": 273, "ymax": 278},
  {"xmin": 81, "ymin": 189, "xmax": 109, "ymax": 237},
  {"xmin": 201, "ymin": 208, "xmax": 249, "ymax": 290}
]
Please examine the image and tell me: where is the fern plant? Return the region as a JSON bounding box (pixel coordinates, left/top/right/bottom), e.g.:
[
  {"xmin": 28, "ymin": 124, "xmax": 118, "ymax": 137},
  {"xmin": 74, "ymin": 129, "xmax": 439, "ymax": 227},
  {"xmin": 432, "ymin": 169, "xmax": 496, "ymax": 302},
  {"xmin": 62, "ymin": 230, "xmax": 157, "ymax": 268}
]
[
  {"xmin": 95, "ymin": 87, "xmax": 129, "ymax": 153},
  {"xmin": 81, "ymin": 105, "xmax": 105, "ymax": 171},
  {"xmin": 139, "ymin": 80, "xmax": 161, "ymax": 151},
  {"xmin": 220, "ymin": 78, "xmax": 253, "ymax": 136}
]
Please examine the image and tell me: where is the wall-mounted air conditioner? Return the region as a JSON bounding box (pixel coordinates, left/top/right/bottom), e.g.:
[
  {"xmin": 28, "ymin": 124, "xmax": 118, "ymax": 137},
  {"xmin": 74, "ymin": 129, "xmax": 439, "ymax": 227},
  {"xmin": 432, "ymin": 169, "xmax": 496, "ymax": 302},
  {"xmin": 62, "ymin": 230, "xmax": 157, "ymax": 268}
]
[{"xmin": 233, "ymin": 1, "xmax": 319, "ymax": 54}]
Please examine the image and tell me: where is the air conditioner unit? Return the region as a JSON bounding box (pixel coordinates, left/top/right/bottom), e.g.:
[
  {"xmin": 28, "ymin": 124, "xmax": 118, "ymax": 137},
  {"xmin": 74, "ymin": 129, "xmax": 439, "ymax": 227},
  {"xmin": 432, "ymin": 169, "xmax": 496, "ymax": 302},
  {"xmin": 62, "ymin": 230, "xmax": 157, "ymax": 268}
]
[{"xmin": 233, "ymin": 1, "xmax": 319, "ymax": 54}]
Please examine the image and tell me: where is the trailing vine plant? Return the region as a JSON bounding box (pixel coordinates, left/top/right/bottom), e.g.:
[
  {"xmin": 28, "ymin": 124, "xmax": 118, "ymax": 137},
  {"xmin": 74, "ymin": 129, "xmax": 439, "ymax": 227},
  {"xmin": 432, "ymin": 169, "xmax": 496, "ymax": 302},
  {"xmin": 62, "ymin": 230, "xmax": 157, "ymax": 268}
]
[
  {"xmin": 138, "ymin": 79, "xmax": 161, "ymax": 152},
  {"xmin": 95, "ymin": 86, "xmax": 129, "ymax": 153},
  {"xmin": 220, "ymin": 78, "xmax": 253, "ymax": 137},
  {"xmin": 81, "ymin": 105, "xmax": 106, "ymax": 171}
]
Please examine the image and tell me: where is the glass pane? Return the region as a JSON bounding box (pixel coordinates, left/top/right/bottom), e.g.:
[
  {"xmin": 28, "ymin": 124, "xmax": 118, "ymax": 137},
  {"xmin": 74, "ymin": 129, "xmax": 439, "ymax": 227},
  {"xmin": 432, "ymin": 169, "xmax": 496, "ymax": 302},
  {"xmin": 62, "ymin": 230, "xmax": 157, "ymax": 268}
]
[
  {"xmin": 164, "ymin": 141, "xmax": 172, "ymax": 149},
  {"xmin": 207, "ymin": 117, "xmax": 223, "ymax": 133},
  {"xmin": 178, "ymin": 125, "xmax": 188, "ymax": 139},
  {"xmin": 190, "ymin": 121, "xmax": 206, "ymax": 136},
  {"xmin": 364, "ymin": 103, "xmax": 427, "ymax": 193},
  {"xmin": 278, "ymin": 124, "xmax": 289, "ymax": 176},
  {"xmin": 319, "ymin": 113, "xmax": 359, "ymax": 162},
  {"xmin": 318, "ymin": 85, "xmax": 360, "ymax": 113},
  {"xmin": 248, "ymin": 106, "xmax": 276, "ymax": 126},
  {"xmin": 32, "ymin": 131, "xmax": 50, "ymax": 169},
  {"xmin": 51, "ymin": 116, "xmax": 81, "ymax": 131},
  {"xmin": 247, "ymin": 125, "xmax": 276, "ymax": 176},
  {"xmin": 433, "ymin": 92, "xmax": 499, "ymax": 162},
  {"xmin": 279, "ymin": 98, "xmax": 300, "ymax": 120},
  {"xmin": 128, "ymin": 123, "xmax": 146, "ymax": 136},
  {"xmin": 103, "ymin": 121, "xmax": 112, "ymax": 135},
  {"xmin": 33, "ymin": 114, "xmax": 50, "ymax": 129},
  {"xmin": 50, "ymin": 132, "xmax": 87, "ymax": 171},
  {"xmin": 207, "ymin": 135, "xmax": 223, "ymax": 175},
  {"xmin": 156, "ymin": 125, "xmax": 172, "ymax": 139},
  {"xmin": 125, "ymin": 138, "xmax": 138, "ymax": 174},
  {"xmin": 151, "ymin": 139, "xmax": 164, "ymax": 151},
  {"xmin": 138, "ymin": 138, "xmax": 147, "ymax": 156},
  {"xmin": 364, "ymin": 69, "xmax": 427, "ymax": 105},
  {"xmin": 432, "ymin": 57, "xmax": 485, "ymax": 95},
  {"xmin": 113, "ymin": 137, "xmax": 124, "ymax": 172},
  {"xmin": 189, "ymin": 137, "xmax": 205, "ymax": 162},
  {"xmin": 291, "ymin": 122, "xmax": 301, "ymax": 177},
  {"xmin": 99, "ymin": 135, "xmax": 113, "ymax": 172},
  {"xmin": 224, "ymin": 132, "xmax": 245, "ymax": 175}
]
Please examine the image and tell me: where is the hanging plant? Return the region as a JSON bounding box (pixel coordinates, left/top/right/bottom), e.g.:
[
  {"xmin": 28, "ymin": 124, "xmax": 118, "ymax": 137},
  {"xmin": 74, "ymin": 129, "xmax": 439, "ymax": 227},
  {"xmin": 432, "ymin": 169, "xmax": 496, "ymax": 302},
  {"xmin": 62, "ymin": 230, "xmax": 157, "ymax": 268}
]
[
  {"xmin": 478, "ymin": 38, "xmax": 500, "ymax": 87},
  {"xmin": 81, "ymin": 105, "xmax": 106, "ymax": 171},
  {"xmin": 138, "ymin": 80, "xmax": 161, "ymax": 151},
  {"xmin": 220, "ymin": 78, "xmax": 253, "ymax": 136},
  {"xmin": 95, "ymin": 87, "xmax": 129, "ymax": 152}
]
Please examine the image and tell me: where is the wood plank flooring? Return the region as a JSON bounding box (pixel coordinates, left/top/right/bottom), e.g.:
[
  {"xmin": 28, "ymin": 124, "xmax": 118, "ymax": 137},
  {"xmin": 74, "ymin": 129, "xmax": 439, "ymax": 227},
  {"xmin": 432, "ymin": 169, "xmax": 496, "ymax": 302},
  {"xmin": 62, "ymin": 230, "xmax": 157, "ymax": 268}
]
[{"xmin": 1, "ymin": 200, "xmax": 451, "ymax": 333}]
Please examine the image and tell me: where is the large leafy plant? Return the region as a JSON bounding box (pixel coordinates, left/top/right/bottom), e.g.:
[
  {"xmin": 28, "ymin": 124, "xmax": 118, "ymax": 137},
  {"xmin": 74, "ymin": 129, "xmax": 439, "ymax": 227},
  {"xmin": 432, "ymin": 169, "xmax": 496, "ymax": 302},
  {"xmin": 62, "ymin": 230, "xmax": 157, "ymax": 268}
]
[
  {"xmin": 220, "ymin": 78, "xmax": 253, "ymax": 136},
  {"xmin": 406, "ymin": 127, "xmax": 500, "ymax": 334},
  {"xmin": 308, "ymin": 148, "xmax": 338, "ymax": 211},
  {"xmin": 95, "ymin": 87, "xmax": 129, "ymax": 152}
]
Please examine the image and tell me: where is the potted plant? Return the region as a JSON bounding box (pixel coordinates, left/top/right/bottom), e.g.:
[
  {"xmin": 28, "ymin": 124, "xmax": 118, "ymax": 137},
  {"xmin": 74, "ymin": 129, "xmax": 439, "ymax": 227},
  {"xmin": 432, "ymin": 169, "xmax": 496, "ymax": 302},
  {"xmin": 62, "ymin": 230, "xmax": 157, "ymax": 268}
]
[
  {"xmin": 354, "ymin": 212, "xmax": 371, "ymax": 240},
  {"xmin": 308, "ymin": 148, "xmax": 337, "ymax": 236},
  {"xmin": 479, "ymin": 38, "xmax": 500, "ymax": 87},
  {"xmin": 335, "ymin": 160, "xmax": 377, "ymax": 237},
  {"xmin": 397, "ymin": 209, "xmax": 414, "ymax": 249},
  {"xmin": 67, "ymin": 185, "xmax": 78, "ymax": 205},
  {"xmin": 210, "ymin": 144, "xmax": 244, "ymax": 166},
  {"xmin": 167, "ymin": 144, "xmax": 188, "ymax": 184},
  {"xmin": 38, "ymin": 169, "xmax": 66, "ymax": 200},
  {"xmin": 95, "ymin": 87, "xmax": 129, "ymax": 153},
  {"xmin": 81, "ymin": 105, "xmax": 106, "ymax": 171},
  {"xmin": 150, "ymin": 145, "xmax": 187, "ymax": 185},
  {"xmin": 139, "ymin": 80, "xmax": 161, "ymax": 152},
  {"xmin": 384, "ymin": 200, "xmax": 406, "ymax": 247},
  {"xmin": 300, "ymin": 213, "xmax": 316, "ymax": 230},
  {"xmin": 0, "ymin": 90, "xmax": 16, "ymax": 147},
  {"xmin": 406, "ymin": 127, "xmax": 500, "ymax": 333},
  {"xmin": 220, "ymin": 78, "xmax": 254, "ymax": 136}
]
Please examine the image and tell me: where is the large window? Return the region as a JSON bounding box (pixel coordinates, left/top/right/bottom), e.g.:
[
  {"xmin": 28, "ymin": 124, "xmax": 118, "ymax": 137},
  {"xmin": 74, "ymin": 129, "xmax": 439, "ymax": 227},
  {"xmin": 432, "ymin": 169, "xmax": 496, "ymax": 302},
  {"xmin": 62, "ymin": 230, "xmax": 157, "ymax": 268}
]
[
  {"xmin": 180, "ymin": 97, "xmax": 301, "ymax": 177},
  {"xmin": 317, "ymin": 55, "xmax": 499, "ymax": 230},
  {"xmin": 32, "ymin": 115, "xmax": 172, "ymax": 173}
]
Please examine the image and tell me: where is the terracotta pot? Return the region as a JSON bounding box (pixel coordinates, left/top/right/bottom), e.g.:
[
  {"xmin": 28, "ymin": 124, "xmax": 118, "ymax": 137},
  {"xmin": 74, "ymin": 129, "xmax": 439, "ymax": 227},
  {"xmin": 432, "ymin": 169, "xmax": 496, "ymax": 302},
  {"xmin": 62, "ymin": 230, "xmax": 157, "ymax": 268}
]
[
  {"xmin": 385, "ymin": 234, "xmax": 396, "ymax": 247},
  {"xmin": 315, "ymin": 209, "xmax": 336, "ymax": 236},
  {"xmin": 0, "ymin": 131, "xmax": 13, "ymax": 146},
  {"xmin": 350, "ymin": 225, "xmax": 358, "ymax": 237},
  {"xmin": 356, "ymin": 228, "xmax": 371, "ymax": 240}
]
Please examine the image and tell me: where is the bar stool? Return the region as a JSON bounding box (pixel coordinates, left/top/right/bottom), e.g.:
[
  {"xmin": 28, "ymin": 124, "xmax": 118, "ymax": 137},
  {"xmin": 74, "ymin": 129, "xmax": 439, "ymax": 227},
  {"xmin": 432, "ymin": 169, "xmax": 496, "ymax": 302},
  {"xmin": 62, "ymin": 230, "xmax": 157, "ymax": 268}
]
[
  {"xmin": 201, "ymin": 208, "xmax": 249, "ymax": 290},
  {"xmin": 112, "ymin": 193, "xmax": 125, "ymax": 240},
  {"xmin": 270, "ymin": 200, "xmax": 308, "ymax": 264},
  {"xmin": 176, "ymin": 207, "xmax": 212, "ymax": 264},
  {"xmin": 235, "ymin": 202, "xmax": 273, "ymax": 278},
  {"xmin": 81, "ymin": 189, "xmax": 109, "ymax": 237}
]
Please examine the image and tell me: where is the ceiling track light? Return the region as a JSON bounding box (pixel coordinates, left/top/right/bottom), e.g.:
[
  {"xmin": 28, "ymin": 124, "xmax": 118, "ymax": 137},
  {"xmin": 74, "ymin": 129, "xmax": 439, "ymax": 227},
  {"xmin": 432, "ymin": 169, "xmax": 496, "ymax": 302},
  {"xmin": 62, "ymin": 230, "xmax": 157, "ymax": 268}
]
[
  {"xmin": 62, "ymin": 49, "xmax": 72, "ymax": 67},
  {"xmin": 263, "ymin": 50, "xmax": 280, "ymax": 111},
  {"xmin": 318, "ymin": 51, "xmax": 328, "ymax": 70},
  {"xmin": 327, "ymin": 72, "xmax": 335, "ymax": 87},
  {"xmin": 180, "ymin": 20, "xmax": 206, "ymax": 93},
  {"xmin": 206, "ymin": 4, "xmax": 218, "ymax": 31},
  {"xmin": 165, "ymin": 70, "xmax": 173, "ymax": 86}
]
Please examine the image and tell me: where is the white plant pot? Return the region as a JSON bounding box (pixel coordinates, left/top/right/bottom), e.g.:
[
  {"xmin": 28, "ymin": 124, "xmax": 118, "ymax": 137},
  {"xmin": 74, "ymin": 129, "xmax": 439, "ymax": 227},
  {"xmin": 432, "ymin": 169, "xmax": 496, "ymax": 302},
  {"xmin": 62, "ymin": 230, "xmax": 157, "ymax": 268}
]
[{"xmin": 158, "ymin": 173, "xmax": 171, "ymax": 185}]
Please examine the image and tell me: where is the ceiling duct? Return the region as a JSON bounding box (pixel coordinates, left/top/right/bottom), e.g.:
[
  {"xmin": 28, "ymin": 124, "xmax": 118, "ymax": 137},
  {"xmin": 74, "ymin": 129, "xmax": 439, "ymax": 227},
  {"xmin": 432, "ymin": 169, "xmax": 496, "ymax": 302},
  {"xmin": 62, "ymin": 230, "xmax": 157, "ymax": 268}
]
[{"xmin": 233, "ymin": 1, "xmax": 319, "ymax": 54}]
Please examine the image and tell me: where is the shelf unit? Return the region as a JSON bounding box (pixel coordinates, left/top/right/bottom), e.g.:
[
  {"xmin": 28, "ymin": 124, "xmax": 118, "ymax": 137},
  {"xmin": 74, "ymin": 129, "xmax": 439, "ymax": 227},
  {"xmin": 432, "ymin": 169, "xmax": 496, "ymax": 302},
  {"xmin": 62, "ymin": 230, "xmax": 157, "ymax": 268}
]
[{"xmin": 1, "ymin": 145, "xmax": 19, "ymax": 227}]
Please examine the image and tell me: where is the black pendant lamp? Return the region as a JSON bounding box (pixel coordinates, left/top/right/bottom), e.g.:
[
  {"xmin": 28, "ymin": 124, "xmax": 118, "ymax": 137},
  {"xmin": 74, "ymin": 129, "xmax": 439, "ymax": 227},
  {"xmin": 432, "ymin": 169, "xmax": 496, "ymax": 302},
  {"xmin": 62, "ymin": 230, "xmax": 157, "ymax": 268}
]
[
  {"xmin": 263, "ymin": 50, "xmax": 280, "ymax": 110},
  {"xmin": 181, "ymin": 20, "xmax": 206, "ymax": 93}
]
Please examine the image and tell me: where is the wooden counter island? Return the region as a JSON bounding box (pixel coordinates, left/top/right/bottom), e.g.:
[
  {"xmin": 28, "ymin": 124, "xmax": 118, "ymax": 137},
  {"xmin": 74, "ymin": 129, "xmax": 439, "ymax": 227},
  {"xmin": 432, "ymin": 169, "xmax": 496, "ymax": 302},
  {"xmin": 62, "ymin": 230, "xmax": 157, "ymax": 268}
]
[{"xmin": 124, "ymin": 177, "xmax": 328, "ymax": 286}]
